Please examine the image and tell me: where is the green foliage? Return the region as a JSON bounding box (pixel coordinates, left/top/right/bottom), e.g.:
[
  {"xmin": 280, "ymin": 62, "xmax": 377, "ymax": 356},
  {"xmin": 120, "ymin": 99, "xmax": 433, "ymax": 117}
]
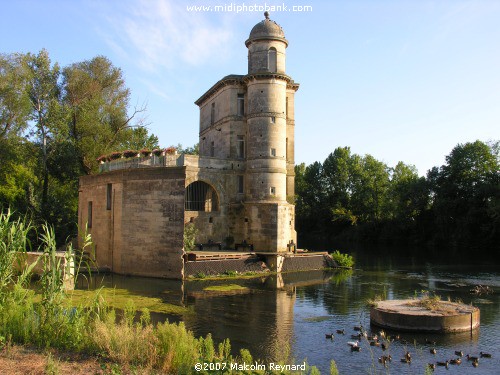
[
  {"xmin": 330, "ymin": 250, "xmax": 354, "ymax": 268},
  {"xmin": 1, "ymin": 50, "xmax": 158, "ymax": 248},
  {"xmin": 176, "ymin": 142, "xmax": 199, "ymax": 155},
  {"xmin": 183, "ymin": 223, "xmax": 198, "ymax": 252},
  {"xmin": 296, "ymin": 141, "xmax": 499, "ymax": 259}
]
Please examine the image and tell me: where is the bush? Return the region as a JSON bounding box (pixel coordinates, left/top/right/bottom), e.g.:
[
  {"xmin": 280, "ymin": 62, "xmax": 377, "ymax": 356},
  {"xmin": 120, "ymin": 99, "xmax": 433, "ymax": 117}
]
[{"xmin": 330, "ymin": 250, "xmax": 354, "ymax": 268}]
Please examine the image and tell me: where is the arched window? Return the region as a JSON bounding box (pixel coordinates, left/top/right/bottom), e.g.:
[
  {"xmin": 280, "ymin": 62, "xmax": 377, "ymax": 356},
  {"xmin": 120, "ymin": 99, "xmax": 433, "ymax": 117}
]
[
  {"xmin": 185, "ymin": 181, "xmax": 219, "ymax": 212},
  {"xmin": 268, "ymin": 47, "xmax": 277, "ymax": 72}
]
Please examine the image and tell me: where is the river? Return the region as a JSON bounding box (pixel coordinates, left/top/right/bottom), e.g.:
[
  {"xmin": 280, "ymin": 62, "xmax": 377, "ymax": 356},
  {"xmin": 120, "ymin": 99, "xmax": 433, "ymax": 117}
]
[{"xmin": 80, "ymin": 249, "xmax": 499, "ymax": 374}]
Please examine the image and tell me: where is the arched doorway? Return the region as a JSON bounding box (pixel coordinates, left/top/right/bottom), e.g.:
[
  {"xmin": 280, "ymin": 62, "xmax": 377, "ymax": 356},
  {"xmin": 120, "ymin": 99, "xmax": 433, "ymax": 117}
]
[{"xmin": 185, "ymin": 181, "xmax": 219, "ymax": 212}]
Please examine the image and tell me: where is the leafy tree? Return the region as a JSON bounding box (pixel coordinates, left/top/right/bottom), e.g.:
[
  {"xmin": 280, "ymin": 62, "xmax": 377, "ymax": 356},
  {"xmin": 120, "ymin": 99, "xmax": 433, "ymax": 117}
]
[
  {"xmin": 429, "ymin": 140, "xmax": 499, "ymax": 252},
  {"xmin": 23, "ymin": 49, "xmax": 65, "ymax": 213},
  {"xmin": 175, "ymin": 143, "xmax": 199, "ymax": 155},
  {"xmin": 118, "ymin": 127, "xmax": 159, "ymax": 151},
  {"xmin": 63, "ymin": 56, "xmax": 147, "ymax": 174},
  {"xmin": 0, "ymin": 53, "xmax": 31, "ymax": 139}
]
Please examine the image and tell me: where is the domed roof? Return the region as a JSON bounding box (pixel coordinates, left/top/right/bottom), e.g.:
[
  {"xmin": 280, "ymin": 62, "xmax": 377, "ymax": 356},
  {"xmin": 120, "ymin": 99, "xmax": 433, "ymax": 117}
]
[{"xmin": 245, "ymin": 12, "xmax": 288, "ymax": 46}]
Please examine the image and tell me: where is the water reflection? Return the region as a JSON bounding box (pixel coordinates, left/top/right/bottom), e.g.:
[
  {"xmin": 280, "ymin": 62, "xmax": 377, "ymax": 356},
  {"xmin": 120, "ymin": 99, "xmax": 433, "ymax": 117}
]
[{"xmin": 77, "ymin": 259, "xmax": 499, "ymax": 374}]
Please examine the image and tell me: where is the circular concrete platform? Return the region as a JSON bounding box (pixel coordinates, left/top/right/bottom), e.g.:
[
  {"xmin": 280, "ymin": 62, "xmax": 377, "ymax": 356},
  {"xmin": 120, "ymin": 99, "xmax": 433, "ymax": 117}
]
[{"xmin": 370, "ymin": 299, "xmax": 480, "ymax": 333}]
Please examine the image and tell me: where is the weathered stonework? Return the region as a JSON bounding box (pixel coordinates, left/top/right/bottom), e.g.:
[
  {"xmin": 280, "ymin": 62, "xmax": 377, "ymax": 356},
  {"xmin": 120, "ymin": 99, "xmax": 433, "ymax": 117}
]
[
  {"xmin": 78, "ymin": 168, "xmax": 185, "ymax": 279},
  {"xmin": 78, "ymin": 14, "xmax": 299, "ymax": 279}
]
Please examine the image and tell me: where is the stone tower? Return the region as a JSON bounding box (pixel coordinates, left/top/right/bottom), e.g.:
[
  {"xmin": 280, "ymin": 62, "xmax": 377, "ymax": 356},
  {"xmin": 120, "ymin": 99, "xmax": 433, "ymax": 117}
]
[
  {"xmin": 192, "ymin": 12, "xmax": 299, "ymax": 253},
  {"xmin": 242, "ymin": 12, "xmax": 299, "ymax": 251}
]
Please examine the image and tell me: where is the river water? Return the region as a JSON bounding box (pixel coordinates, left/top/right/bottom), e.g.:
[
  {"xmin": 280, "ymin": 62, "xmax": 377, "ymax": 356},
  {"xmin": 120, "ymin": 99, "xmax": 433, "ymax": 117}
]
[{"xmin": 82, "ymin": 250, "xmax": 499, "ymax": 374}]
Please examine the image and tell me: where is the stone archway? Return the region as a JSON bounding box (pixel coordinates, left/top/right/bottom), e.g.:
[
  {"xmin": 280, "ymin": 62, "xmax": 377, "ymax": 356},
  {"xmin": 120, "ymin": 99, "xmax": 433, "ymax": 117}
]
[{"xmin": 185, "ymin": 181, "xmax": 219, "ymax": 212}]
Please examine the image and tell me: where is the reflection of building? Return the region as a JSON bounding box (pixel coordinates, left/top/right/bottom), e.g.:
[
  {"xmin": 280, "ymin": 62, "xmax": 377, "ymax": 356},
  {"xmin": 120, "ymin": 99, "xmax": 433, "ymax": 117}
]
[
  {"xmin": 183, "ymin": 276, "xmax": 297, "ymax": 362},
  {"xmin": 78, "ymin": 13, "xmax": 299, "ymax": 279}
]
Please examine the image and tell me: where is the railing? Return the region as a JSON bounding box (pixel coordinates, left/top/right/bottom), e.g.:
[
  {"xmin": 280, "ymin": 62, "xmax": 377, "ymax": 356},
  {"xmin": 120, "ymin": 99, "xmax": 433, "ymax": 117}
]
[{"xmin": 98, "ymin": 153, "xmax": 242, "ymax": 172}]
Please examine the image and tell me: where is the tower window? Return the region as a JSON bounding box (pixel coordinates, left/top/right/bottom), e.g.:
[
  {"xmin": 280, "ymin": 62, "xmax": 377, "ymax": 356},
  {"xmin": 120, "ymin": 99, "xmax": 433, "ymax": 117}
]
[
  {"xmin": 237, "ymin": 94, "xmax": 244, "ymax": 116},
  {"xmin": 270, "ymin": 187, "xmax": 276, "ymax": 196},
  {"xmin": 237, "ymin": 175, "xmax": 244, "ymax": 194},
  {"xmin": 237, "ymin": 135, "xmax": 245, "ymax": 158},
  {"xmin": 210, "ymin": 141, "xmax": 215, "ymax": 157},
  {"xmin": 270, "ymin": 148, "xmax": 276, "ymax": 157},
  {"xmin": 270, "ymin": 116, "xmax": 276, "ymax": 123},
  {"xmin": 268, "ymin": 47, "xmax": 277, "ymax": 72},
  {"xmin": 211, "ymin": 102, "xmax": 215, "ymax": 125}
]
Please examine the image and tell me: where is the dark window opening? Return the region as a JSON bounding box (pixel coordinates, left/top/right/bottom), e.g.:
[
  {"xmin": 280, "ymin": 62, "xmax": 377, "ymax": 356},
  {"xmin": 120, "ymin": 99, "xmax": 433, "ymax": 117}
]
[
  {"xmin": 237, "ymin": 94, "xmax": 244, "ymax": 116},
  {"xmin": 185, "ymin": 181, "xmax": 219, "ymax": 212},
  {"xmin": 88, "ymin": 201, "xmax": 93, "ymax": 228},
  {"xmin": 210, "ymin": 141, "xmax": 215, "ymax": 157},
  {"xmin": 211, "ymin": 102, "xmax": 215, "ymax": 125},
  {"xmin": 237, "ymin": 175, "xmax": 244, "ymax": 194},
  {"xmin": 106, "ymin": 183, "xmax": 112, "ymax": 210}
]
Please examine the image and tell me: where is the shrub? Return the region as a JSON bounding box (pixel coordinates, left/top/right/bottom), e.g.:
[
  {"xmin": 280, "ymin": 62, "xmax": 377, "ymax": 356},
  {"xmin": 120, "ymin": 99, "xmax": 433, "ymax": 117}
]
[{"xmin": 330, "ymin": 250, "xmax": 354, "ymax": 268}]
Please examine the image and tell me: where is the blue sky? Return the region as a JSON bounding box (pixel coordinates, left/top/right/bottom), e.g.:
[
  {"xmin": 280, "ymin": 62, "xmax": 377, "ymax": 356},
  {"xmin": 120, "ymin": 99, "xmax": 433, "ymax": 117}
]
[{"xmin": 2, "ymin": 0, "xmax": 499, "ymax": 175}]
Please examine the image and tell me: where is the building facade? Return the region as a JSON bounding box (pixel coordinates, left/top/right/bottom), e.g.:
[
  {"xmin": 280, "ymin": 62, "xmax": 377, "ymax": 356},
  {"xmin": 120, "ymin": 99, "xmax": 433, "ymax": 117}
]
[{"xmin": 78, "ymin": 13, "xmax": 299, "ymax": 279}]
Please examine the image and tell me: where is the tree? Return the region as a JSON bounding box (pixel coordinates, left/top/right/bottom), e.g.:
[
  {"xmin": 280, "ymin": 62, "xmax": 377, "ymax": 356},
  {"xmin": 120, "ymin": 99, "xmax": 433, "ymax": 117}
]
[
  {"xmin": 429, "ymin": 140, "xmax": 500, "ymax": 252},
  {"xmin": 63, "ymin": 56, "xmax": 147, "ymax": 174},
  {"xmin": 350, "ymin": 154, "xmax": 390, "ymax": 222},
  {"xmin": 118, "ymin": 127, "xmax": 159, "ymax": 151},
  {"xmin": 23, "ymin": 49, "xmax": 65, "ymax": 213},
  {"xmin": 0, "ymin": 53, "xmax": 31, "ymax": 139}
]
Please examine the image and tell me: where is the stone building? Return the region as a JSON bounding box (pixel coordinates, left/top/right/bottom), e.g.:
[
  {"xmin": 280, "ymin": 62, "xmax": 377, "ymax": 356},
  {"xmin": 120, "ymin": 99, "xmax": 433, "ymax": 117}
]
[{"xmin": 78, "ymin": 13, "xmax": 299, "ymax": 279}]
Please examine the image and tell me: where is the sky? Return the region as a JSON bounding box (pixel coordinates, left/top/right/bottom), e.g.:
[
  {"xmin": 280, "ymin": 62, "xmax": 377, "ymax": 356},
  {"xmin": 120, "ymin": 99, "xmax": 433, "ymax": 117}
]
[{"xmin": 2, "ymin": 0, "xmax": 499, "ymax": 176}]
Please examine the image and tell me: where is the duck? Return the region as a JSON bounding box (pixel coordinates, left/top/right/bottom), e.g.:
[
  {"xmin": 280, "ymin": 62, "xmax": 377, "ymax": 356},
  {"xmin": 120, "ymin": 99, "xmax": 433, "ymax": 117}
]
[
  {"xmin": 480, "ymin": 352, "xmax": 492, "ymax": 358},
  {"xmin": 450, "ymin": 358, "xmax": 462, "ymax": 365},
  {"xmin": 325, "ymin": 333, "xmax": 334, "ymax": 339},
  {"xmin": 455, "ymin": 350, "xmax": 463, "ymax": 357},
  {"xmin": 336, "ymin": 329, "xmax": 345, "ymax": 335},
  {"xmin": 430, "ymin": 348, "xmax": 436, "ymax": 355},
  {"xmin": 378, "ymin": 355, "xmax": 391, "ymax": 365},
  {"xmin": 466, "ymin": 354, "xmax": 479, "ymax": 362},
  {"xmin": 405, "ymin": 351, "xmax": 412, "ymax": 362},
  {"xmin": 472, "ymin": 360, "xmax": 479, "ymax": 367},
  {"xmin": 400, "ymin": 357, "xmax": 411, "ymax": 364},
  {"xmin": 347, "ymin": 341, "xmax": 359, "ymax": 348},
  {"xmin": 353, "ymin": 325, "xmax": 363, "ymax": 332},
  {"xmin": 370, "ymin": 341, "xmax": 380, "ymax": 347},
  {"xmin": 367, "ymin": 334, "xmax": 378, "ymax": 341},
  {"xmin": 427, "ymin": 363, "xmax": 436, "ymax": 370},
  {"xmin": 436, "ymin": 360, "xmax": 449, "ymax": 368},
  {"xmin": 378, "ymin": 330, "xmax": 386, "ymax": 339},
  {"xmin": 351, "ymin": 345, "xmax": 361, "ymax": 352},
  {"xmin": 351, "ymin": 333, "xmax": 362, "ymax": 339}
]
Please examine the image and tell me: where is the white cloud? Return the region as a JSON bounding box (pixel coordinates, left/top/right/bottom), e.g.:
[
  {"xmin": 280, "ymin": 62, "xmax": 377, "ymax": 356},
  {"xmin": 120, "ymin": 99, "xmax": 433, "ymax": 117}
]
[{"xmin": 97, "ymin": 0, "xmax": 233, "ymax": 72}]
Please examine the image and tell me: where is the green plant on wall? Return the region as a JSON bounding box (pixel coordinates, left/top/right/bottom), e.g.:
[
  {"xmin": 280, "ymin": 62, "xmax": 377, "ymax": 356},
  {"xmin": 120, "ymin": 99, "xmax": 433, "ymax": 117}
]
[{"xmin": 183, "ymin": 223, "xmax": 198, "ymax": 252}]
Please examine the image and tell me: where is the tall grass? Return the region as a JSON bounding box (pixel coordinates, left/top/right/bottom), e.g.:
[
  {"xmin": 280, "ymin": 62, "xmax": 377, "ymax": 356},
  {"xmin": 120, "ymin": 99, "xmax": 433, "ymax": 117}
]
[{"xmin": 0, "ymin": 211, "xmax": 321, "ymax": 374}]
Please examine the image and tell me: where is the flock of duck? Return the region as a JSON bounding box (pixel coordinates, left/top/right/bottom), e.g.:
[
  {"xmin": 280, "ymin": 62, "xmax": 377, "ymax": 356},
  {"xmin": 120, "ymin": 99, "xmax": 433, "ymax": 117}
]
[{"xmin": 325, "ymin": 325, "xmax": 493, "ymax": 370}]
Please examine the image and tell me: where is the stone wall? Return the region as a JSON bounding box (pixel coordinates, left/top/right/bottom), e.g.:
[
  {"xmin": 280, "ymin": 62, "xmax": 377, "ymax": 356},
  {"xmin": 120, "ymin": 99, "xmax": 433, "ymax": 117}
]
[
  {"xmin": 78, "ymin": 167, "xmax": 186, "ymax": 279},
  {"xmin": 185, "ymin": 256, "xmax": 268, "ymax": 277}
]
